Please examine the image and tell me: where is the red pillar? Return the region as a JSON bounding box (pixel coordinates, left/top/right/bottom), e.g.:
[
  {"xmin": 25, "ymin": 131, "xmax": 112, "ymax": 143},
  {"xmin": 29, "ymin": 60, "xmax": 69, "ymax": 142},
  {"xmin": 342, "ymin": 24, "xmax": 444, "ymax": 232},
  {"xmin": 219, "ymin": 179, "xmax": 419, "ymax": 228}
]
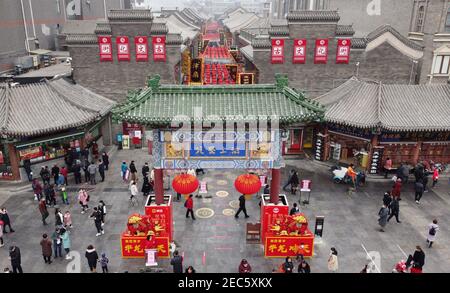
[
  {"xmin": 322, "ymin": 126, "xmax": 330, "ymax": 161},
  {"xmin": 154, "ymin": 168, "xmax": 164, "ymax": 205},
  {"xmin": 270, "ymin": 168, "xmax": 280, "ymax": 204},
  {"xmin": 7, "ymin": 143, "xmax": 20, "ymax": 180}
]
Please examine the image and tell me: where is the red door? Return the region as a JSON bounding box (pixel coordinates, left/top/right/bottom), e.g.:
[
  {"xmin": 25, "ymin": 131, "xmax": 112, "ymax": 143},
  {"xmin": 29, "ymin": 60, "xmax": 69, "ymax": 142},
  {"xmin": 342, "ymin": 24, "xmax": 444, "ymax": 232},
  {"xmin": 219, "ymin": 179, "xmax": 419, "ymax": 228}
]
[{"xmin": 289, "ymin": 129, "xmax": 303, "ymax": 153}]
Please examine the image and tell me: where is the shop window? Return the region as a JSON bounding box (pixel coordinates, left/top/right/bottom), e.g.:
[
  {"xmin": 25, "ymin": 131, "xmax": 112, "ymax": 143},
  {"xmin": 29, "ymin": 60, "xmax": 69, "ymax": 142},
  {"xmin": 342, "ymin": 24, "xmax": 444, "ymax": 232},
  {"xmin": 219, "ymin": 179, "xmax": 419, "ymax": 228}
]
[{"xmin": 433, "ymin": 55, "xmax": 450, "ymax": 74}]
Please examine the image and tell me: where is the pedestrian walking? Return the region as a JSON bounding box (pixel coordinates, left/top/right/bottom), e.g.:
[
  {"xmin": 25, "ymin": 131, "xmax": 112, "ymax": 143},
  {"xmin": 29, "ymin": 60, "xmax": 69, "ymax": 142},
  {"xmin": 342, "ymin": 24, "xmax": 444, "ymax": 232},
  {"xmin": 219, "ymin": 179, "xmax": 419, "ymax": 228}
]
[
  {"xmin": 60, "ymin": 166, "xmax": 68, "ymax": 186},
  {"xmin": 9, "ymin": 245, "xmax": 23, "ymax": 273},
  {"xmin": 60, "ymin": 228, "xmax": 71, "ymax": 259},
  {"xmin": 39, "ymin": 198, "xmax": 49, "ymax": 225},
  {"xmin": 85, "ymin": 245, "xmax": 99, "ymax": 273},
  {"xmin": 98, "ymin": 159, "xmax": 105, "ymax": 182},
  {"xmin": 170, "ymin": 250, "xmax": 183, "ymax": 273},
  {"xmin": 235, "ymin": 194, "xmax": 249, "ymax": 218},
  {"xmin": 282, "ymin": 257, "xmax": 294, "ymax": 273},
  {"xmin": 102, "ymin": 152, "xmax": 109, "ymax": 171},
  {"xmin": 74, "ymin": 161, "xmax": 82, "ymax": 184},
  {"xmin": 422, "ymin": 173, "xmax": 429, "ymax": 192},
  {"xmin": 83, "ymin": 159, "xmax": 90, "ymax": 183},
  {"xmin": 61, "ymin": 186, "xmax": 69, "ymax": 205},
  {"xmin": 51, "ymin": 165, "xmax": 60, "ymax": 185},
  {"xmin": 48, "ymin": 184, "xmax": 57, "ymax": 207},
  {"xmin": 129, "ymin": 181, "xmax": 138, "ymax": 201},
  {"xmin": 121, "ymin": 161, "xmax": 128, "ymax": 182},
  {"xmin": 391, "ymin": 178, "xmax": 402, "ymax": 200},
  {"xmin": 40, "ymin": 234, "xmax": 52, "ymax": 264},
  {"xmin": 129, "ymin": 161, "xmax": 138, "ymax": 182},
  {"xmin": 383, "ymin": 192, "xmax": 392, "ymax": 214},
  {"xmin": 378, "ymin": 204, "xmax": 389, "ymax": 232},
  {"xmin": 282, "ymin": 169, "xmax": 295, "ymax": 191},
  {"xmin": 55, "ymin": 208, "xmax": 64, "ymax": 228},
  {"xmin": 88, "ymin": 161, "xmax": 97, "ymax": 185},
  {"xmin": 415, "ymin": 179, "xmax": 424, "ymax": 204},
  {"xmin": 289, "ymin": 203, "xmax": 300, "ymax": 216},
  {"xmin": 23, "ymin": 159, "xmax": 32, "ymax": 182},
  {"xmin": 0, "ymin": 208, "xmax": 15, "ymax": 233},
  {"xmin": 51, "ymin": 228, "xmax": 63, "ymax": 259},
  {"xmin": 185, "ymin": 194, "xmax": 195, "ymax": 220},
  {"xmin": 406, "ymin": 246, "xmax": 425, "ymax": 272},
  {"xmin": 78, "ymin": 188, "xmax": 89, "ymax": 214},
  {"xmin": 32, "ymin": 178, "xmax": 43, "ymax": 201},
  {"xmin": 185, "ymin": 266, "xmax": 196, "ymax": 273},
  {"xmin": 100, "ymin": 253, "xmax": 109, "ymax": 273},
  {"xmin": 141, "ymin": 174, "xmax": 152, "ymax": 197},
  {"xmin": 57, "ymin": 172, "xmax": 65, "ymax": 187},
  {"xmin": 327, "ymin": 247, "xmax": 338, "ymax": 273},
  {"xmin": 426, "ymin": 219, "xmax": 439, "ymax": 248},
  {"xmin": 41, "ymin": 166, "xmax": 51, "ymax": 185},
  {"xmin": 432, "ymin": 168, "xmax": 439, "ymax": 188},
  {"xmin": 290, "ymin": 171, "xmax": 299, "ymax": 194},
  {"xmin": 387, "ymin": 198, "xmax": 401, "ymax": 223},
  {"xmin": 142, "ymin": 162, "xmax": 150, "ymax": 178},
  {"xmin": 90, "ymin": 207, "xmax": 104, "ymax": 237},
  {"xmin": 63, "ymin": 211, "xmax": 72, "ymax": 229},
  {"xmin": 383, "ymin": 157, "xmax": 393, "ymax": 178},
  {"xmin": 98, "ymin": 200, "xmax": 107, "ymax": 226},
  {"xmin": 0, "ymin": 221, "xmax": 4, "ymax": 248},
  {"xmin": 238, "ymin": 259, "xmax": 252, "ymax": 273}
]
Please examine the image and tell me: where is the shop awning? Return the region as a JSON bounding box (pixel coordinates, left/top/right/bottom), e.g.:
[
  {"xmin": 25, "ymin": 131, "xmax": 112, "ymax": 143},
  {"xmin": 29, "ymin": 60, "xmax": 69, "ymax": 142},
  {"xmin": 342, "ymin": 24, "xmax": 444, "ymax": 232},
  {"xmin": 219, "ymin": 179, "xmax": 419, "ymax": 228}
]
[{"xmin": 15, "ymin": 131, "xmax": 85, "ymax": 149}]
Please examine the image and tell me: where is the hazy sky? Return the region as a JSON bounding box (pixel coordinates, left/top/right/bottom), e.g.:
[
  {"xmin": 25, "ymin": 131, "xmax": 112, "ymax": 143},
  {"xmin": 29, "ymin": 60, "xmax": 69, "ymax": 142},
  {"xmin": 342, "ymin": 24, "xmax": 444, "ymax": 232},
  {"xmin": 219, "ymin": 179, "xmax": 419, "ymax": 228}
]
[{"xmin": 136, "ymin": 0, "xmax": 187, "ymax": 10}]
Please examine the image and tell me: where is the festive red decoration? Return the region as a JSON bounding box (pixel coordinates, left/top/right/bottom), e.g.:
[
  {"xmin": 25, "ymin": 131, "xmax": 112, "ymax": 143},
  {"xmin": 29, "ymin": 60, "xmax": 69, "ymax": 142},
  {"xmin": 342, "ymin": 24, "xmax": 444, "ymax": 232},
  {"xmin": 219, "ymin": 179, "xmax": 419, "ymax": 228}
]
[
  {"xmin": 172, "ymin": 174, "xmax": 199, "ymax": 195},
  {"xmin": 234, "ymin": 174, "xmax": 262, "ymax": 195}
]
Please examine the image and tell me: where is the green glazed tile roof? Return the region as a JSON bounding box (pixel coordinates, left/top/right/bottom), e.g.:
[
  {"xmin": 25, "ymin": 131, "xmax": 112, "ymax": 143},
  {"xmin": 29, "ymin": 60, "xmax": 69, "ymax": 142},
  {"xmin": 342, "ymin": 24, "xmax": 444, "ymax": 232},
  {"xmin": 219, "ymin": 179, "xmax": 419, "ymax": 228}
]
[{"xmin": 113, "ymin": 76, "xmax": 324, "ymax": 125}]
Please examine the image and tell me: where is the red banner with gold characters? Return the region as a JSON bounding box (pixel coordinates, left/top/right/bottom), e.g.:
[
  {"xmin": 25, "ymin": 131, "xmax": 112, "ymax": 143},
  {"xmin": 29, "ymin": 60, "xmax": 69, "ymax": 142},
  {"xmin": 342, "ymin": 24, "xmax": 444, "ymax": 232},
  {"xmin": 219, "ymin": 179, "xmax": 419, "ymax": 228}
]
[
  {"xmin": 265, "ymin": 236, "xmax": 314, "ymax": 258},
  {"xmin": 314, "ymin": 39, "xmax": 328, "ymax": 64},
  {"xmin": 152, "ymin": 36, "xmax": 166, "ymax": 62},
  {"xmin": 98, "ymin": 36, "xmax": 113, "ymax": 62},
  {"xmin": 293, "ymin": 39, "xmax": 307, "ymax": 64},
  {"xmin": 271, "ymin": 39, "xmax": 285, "ymax": 64},
  {"xmin": 19, "ymin": 146, "xmax": 43, "ymax": 160},
  {"xmin": 336, "ymin": 39, "xmax": 351, "ymax": 64},
  {"xmin": 135, "ymin": 36, "xmax": 148, "ymax": 62},
  {"xmin": 260, "ymin": 204, "xmax": 289, "ymax": 242},
  {"xmin": 145, "ymin": 205, "xmax": 173, "ymax": 241},
  {"xmin": 121, "ymin": 234, "xmax": 170, "ymax": 258},
  {"xmin": 116, "ymin": 36, "xmax": 130, "ymax": 61}
]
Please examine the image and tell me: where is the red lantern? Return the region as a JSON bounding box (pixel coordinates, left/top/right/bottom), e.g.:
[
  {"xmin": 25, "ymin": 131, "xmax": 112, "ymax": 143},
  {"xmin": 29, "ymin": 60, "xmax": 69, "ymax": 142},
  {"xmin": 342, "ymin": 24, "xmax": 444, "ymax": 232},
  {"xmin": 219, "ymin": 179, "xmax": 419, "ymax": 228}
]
[
  {"xmin": 172, "ymin": 174, "xmax": 199, "ymax": 195},
  {"xmin": 234, "ymin": 174, "xmax": 262, "ymax": 195}
]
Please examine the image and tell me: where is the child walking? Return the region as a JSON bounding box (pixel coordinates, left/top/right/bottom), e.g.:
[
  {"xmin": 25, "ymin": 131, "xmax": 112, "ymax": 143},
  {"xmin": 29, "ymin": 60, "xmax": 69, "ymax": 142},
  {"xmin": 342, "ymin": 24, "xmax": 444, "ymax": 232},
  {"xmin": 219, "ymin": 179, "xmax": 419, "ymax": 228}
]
[
  {"xmin": 100, "ymin": 252, "xmax": 109, "ymax": 273},
  {"xmin": 61, "ymin": 187, "xmax": 69, "ymax": 205}
]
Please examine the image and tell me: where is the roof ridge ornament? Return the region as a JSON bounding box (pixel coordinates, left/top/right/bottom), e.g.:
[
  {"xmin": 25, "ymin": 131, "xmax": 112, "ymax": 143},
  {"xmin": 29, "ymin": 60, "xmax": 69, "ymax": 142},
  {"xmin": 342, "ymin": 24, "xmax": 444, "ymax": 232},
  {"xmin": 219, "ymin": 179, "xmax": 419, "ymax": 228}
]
[
  {"xmin": 147, "ymin": 75, "xmax": 161, "ymax": 91},
  {"xmin": 275, "ymin": 73, "xmax": 289, "ymax": 89}
]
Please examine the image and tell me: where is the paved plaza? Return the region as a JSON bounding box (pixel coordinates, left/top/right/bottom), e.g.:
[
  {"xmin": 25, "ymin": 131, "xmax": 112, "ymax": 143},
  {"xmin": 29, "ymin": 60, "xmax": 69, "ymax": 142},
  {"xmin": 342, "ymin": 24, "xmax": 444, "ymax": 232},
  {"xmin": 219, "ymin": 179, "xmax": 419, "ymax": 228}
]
[{"xmin": 0, "ymin": 148, "xmax": 449, "ymax": 273}]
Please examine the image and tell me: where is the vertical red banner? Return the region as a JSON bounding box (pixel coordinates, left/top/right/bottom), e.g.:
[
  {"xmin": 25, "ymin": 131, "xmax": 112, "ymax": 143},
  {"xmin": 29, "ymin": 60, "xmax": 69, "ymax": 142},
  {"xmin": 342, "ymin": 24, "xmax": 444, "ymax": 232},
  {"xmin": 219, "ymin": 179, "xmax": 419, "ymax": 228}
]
[
  {"xmin": 145, "ymin": 205, "xmax": 173, "ymax": 242},
  {"xmin": 116, "ymin": 36, "xmax": 130, "ymax": 61},
  {"xmin": 293, "ymin": 39, "xmax": 307, "ymax": 64},
  {"xmin": 98, "ymin": 36, "xmax": 112, "ymax": 62},
  {"xmin": 135, "ymin": 36, "xmax": 148, "ymax": 62},
  {"xmin": 152, "ymin": 36, "xmax": 166, "ymax": 62},
  {"xmin": 314, "ymin": 39, "xmax": 329, "ymax": 64},
  {"xmin": 336, "ymin": 39, "xmax": 351, "ymax": 64},
  {"xmin": 271, "ymin": 39, "xmax": 285, "ymax": 64}
]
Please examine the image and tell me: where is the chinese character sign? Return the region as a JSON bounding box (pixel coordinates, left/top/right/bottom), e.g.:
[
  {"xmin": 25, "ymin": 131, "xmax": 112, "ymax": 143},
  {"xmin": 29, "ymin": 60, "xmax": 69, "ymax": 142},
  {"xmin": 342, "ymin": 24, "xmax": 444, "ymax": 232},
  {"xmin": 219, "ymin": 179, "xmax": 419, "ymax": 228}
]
[
  {"xmin": 265, "ymin": 236, "xmax": 314, "ymax": 257},
  {"xmin": 314, "ymin": 39, "xmax": 328, "ymax": 64},
  {"xmin": 116, "ymin": 36, "xmax": 130, "ymax": 61},
  {"xmin": 271, "ymin": 39, "xmax": 285, "ymax": 64},
  {"xmin": 336, "ymin": 39, "xmax": 351, "ymax": 64},
  {"xmin": 98, "ymin": 36, "xmax": 112, "ymax": 62},
  {"xmin": 135, "ymin": 36, "xmax": 148, "ymax": 62},
  {"xmin": 152, "ymin": 36, "xmax": 166, "ymax": 62},
  {"xmin": 121, "ymin": 234, "xmax": 170, "ymax": 258},
  {"xmin": 293, "ymin": 39, "xmax": 307, "ymax": 64}
]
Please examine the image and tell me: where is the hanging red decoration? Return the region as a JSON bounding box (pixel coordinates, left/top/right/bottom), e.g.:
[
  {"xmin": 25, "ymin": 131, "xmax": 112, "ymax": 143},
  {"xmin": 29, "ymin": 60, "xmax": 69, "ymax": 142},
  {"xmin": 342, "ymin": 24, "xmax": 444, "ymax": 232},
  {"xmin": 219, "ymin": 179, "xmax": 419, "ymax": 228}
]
[
  {"xmin": 172, "ymin": 174, "xmax": 199, "ymax": 195},
  {"xmin": 234, "ymin": 174, "xmax": 262, "ymax": 195}
]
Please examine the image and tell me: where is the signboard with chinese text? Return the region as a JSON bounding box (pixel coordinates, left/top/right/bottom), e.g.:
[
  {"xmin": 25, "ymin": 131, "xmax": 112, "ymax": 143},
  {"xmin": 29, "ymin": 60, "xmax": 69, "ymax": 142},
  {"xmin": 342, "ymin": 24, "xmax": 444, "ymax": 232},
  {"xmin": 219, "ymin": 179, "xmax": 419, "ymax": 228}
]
[
  {"xmin": 190, "ymin": 58, "xmax": 203, "ymax": 84},
  {"xmin": 264, "ymin": 236, "xmax": 314, "ymax": 258},
  {"xmin": 98, "ymin": 36, "xmax": 113, "ymax": 62},
  {"xmin": 336, "ymin": 39, "xmax": 351, "ymax": 64},
  {"xmin": 293, "ymin": 39, "xmax": 307, "ymax": 64},
  {"xmin": 121, "ymin": 235, "xmax": 170, "ymax": 258},
  {"xmin": 135, "ymin": 36, "xmax": 148, "ymax": 62},
  {"xmin": 116, "ymin": 36, "xmax": 130, "ymax": 61},
  {"xmin": 271, "ymin": 39, "xmax": 285, "ymax": 64},
  {"xmin": 19, "ymin": 146, "xmax": 43, "ymax": 160},
  {"xmin": 145, "ymin": 204, "xmax": 173, "ymax": 241},
  {"xmin": 152, "ymin": 36, "xmax": 166, "ymax": 62},
  {"xmin": 260, "ymin": 201, "xmax": 289, "ymax": 242},
  {"xmin": 314, "ymin": 39, "xmax": 328, "ymax": 64},
  {"xmin": 238, "ymin": 73, "xmax": 254, "ymax": 84}
]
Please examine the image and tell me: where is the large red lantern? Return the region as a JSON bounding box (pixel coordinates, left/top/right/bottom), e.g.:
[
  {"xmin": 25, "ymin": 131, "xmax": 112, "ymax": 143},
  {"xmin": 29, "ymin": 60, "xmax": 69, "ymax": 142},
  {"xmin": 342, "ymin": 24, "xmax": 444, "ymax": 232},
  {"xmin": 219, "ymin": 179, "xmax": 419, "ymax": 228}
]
[
  {"xmin": 172, "ymin": 174, "xmax": 199, "ymax": 195},
  {"xmin": 234, "ymin": 174, "xmax": 262, "ymax": 195}
]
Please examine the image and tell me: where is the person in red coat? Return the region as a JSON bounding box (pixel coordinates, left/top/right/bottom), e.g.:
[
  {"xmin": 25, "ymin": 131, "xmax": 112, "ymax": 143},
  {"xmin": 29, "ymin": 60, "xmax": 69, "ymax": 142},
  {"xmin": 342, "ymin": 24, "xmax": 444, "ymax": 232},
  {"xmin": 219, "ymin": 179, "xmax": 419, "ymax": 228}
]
[
  {"xmin": 185, "ymin": 194, "xmax": 195, "ymax": 220},
  {"xmin": 144, "ymin": 232, "xmax": 156, "ymax": 250},
  {"xmin": 391, "ymin": 178, "xmax": 402, "ymax": 200},
  {"xmin": 239, "ymin": 259, "xmax": 252, "ymax": 273},
  {"xmin": 60, "ymin": 166, "xmax": 68, "ymax": 186}
]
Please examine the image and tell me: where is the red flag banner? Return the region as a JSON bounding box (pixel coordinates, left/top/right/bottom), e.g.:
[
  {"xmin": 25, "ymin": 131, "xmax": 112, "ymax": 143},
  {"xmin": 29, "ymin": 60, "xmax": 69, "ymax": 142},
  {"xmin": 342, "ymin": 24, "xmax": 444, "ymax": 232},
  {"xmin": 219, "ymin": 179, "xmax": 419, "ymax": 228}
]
[
  {"xmin": 314, "ymin": 39, "xmax": 328, "ymax": 64},
  {"xmin": 135, "ymin": 36, "xmax": 148, "ymax": 62},
  {"xmin": 98, "ymin": 36, "xmax": 113, "ymax": 62},
  {"xmin": 336, "ymin": 39, "xmax": 351, "ymax": 64},
  {"xmin": 152, "ymin": 36, "xmax": 166, "ymax": 62},
  {"xmin": 293, "ymin": 39, "xmax": 307, "ymax": 64},
  {"xmin": 271, "ymin": 39, "xmax": 285, "ymax": 64},
  {"xmin": 116, "ymin": 36, "xmax": 130, "ymax": 61}
]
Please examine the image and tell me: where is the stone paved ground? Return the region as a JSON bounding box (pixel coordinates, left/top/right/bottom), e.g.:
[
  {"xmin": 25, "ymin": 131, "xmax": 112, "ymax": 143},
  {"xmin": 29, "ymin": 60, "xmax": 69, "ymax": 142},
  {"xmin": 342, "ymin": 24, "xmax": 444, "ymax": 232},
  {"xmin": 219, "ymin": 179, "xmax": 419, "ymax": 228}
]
[{"xmin": 0, "ymin": 148, "xmax": 449, "ymax": 273}]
